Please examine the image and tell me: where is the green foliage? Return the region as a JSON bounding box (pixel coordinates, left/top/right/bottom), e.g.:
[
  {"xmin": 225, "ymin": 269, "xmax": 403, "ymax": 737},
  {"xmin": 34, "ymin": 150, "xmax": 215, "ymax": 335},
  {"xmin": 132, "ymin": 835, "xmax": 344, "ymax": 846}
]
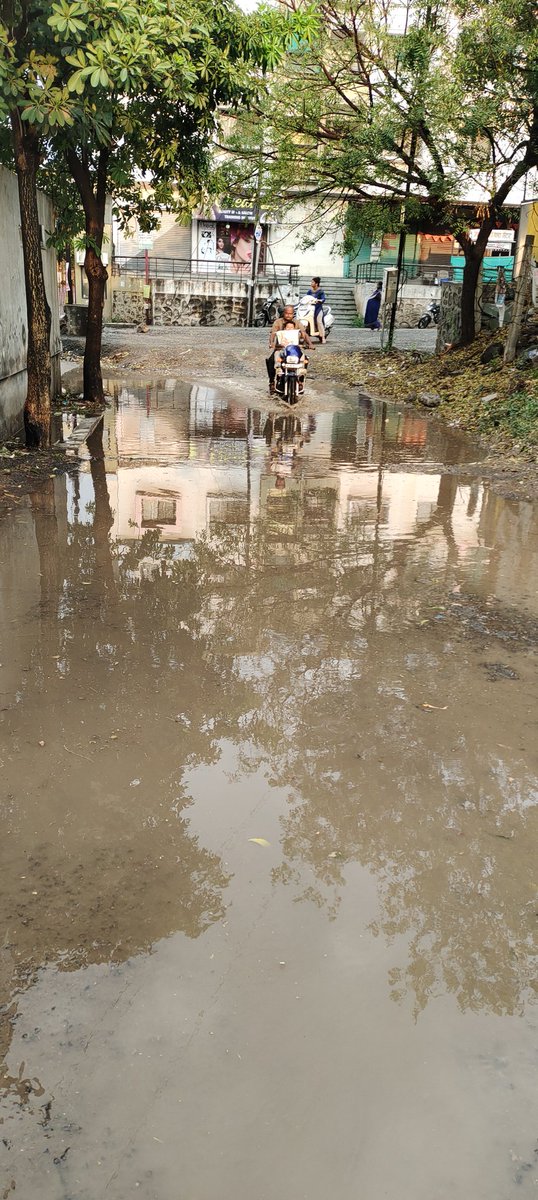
[
  {"xmin": 479, "ymin": 382, "xmax": 538, "ymax": 446},
  {"xmin": 0, "ymin": 0, "xmax": 297, "ymax": 241},
  {"xmin": 219, "ymin": 0, "xmax": 538, "ymax": 265}
]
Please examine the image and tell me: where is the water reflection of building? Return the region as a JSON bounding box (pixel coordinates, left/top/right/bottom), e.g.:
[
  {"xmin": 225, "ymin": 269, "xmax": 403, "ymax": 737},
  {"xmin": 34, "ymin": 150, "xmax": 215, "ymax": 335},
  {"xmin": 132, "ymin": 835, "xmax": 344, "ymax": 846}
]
[{"xmin": 86, "ymin": 379, "xmax": 538, "ymax": 612}]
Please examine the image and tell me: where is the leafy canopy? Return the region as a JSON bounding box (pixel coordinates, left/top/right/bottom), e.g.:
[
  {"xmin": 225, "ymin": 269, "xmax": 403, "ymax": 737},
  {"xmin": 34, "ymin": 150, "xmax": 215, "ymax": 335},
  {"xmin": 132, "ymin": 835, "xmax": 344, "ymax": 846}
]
[
  {"xmin": 218, "ymin": 0, "xmax": 538, "ymax": 247},
  {"xmin": 0, "ymin": 0, "xmax": 316, "ymax": 238}
]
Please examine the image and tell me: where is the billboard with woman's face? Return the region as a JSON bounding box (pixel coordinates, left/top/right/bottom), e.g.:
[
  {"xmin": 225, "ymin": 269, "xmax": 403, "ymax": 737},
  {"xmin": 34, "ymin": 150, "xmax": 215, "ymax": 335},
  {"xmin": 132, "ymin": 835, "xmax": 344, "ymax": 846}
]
[
  {"xmin": 195, "ymin": 218, "xmax": 266, "ymax": 273},
  {"xmin": 229, "ymin": 225, "xmax": 254, "ymax": 273}
]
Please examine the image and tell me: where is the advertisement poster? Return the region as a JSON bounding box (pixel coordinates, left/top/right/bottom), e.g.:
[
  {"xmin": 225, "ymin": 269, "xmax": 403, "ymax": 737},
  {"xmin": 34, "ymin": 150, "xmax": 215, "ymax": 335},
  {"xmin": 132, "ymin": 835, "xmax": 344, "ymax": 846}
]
[
  {"xmin": 195, "ymin": 219, "xmax": 265, "ymax": 274},
  {"xmin": 197, "ymin": 221, "xmax": 216, "ymax": 272}
]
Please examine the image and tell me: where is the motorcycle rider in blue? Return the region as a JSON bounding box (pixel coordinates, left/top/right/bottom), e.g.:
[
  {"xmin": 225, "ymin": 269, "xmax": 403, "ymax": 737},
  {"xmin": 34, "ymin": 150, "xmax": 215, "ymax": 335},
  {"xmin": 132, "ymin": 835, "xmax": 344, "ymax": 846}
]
[{"xmin": 307, "ymin": 276, "xmax": 327, "ymax": 341}]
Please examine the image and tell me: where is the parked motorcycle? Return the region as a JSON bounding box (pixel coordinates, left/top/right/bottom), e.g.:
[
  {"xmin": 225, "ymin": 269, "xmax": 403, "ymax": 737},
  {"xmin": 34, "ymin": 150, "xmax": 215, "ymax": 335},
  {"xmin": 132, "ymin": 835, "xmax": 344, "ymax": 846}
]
[
  {"xmin": 254, "ymin": 295, "xmax": 281, "ymax": 327},
  {"xmin": 275, "ymin": 345, "xmax": 307, "ymax": 405},
  {"xmin": 294, "ymin": 294, "xmax": 334, "ymax": 340},
  {"xmin": 417, "ymin": 300, "xmax": 440, "ymax": 328}
]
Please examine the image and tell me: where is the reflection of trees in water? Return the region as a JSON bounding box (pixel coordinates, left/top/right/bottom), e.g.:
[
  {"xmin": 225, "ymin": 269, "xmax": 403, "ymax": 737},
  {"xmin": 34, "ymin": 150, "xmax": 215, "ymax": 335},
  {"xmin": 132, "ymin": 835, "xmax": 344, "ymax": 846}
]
[
  {"xmin": 1, "ymin": 458, "xmax": 236, "ymax": 1101},
  {"xmin": 174, "ymin": 513, "xmax": 537, "ymax": 1018},
  {"xmin": 270, "ymin": 761, "xmax": 538, "ymax": 1018},
  {"xmin": 10, "ymin": 455, "xmax": 535, "ymax": 1047}
]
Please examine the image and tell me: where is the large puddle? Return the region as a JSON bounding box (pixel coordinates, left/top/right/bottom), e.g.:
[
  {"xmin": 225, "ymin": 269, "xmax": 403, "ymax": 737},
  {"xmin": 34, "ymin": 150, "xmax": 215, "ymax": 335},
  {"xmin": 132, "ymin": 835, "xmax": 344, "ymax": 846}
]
[{"xmin": 1, "ymin": 380, "xmax": 537, "ymax": 1199}]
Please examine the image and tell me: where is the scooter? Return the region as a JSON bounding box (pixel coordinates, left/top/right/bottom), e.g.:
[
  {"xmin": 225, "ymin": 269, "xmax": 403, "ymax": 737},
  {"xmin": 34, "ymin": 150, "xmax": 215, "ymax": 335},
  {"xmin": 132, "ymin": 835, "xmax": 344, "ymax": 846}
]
[
  {"xmin": 275, "ymin": 345, "xmax": 307, "ymax": 406},
  {"xmin": 254, "ymin": 295, "xmax": 281, "ymax": 327},
  {"xmin": 294, "ymin": 294, "xmax": 334, "ymax": 340},
  {"xmin": 417, "ymin": 300, "xmax": 440, "ymax": 328}
]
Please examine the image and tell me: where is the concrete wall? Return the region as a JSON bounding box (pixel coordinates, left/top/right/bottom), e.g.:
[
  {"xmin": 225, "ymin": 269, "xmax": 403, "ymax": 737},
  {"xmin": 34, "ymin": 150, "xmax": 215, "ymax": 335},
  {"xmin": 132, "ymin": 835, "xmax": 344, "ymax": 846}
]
[
  {"xmin": 435, "ymin": 280, "xmax": 483, "ymax": 351},
  {"xmin": 110, "ymin": 274, "xmax": 276, "ymax": 326},
  {"xmin": 0, "ymin": 166, "xmax": 61, "ymax": 440},
  {"xmin": 268, "ymin": 202, "xmax": 346, "ymax": 278},
  {"xmin": 514, "ymin": 201, "xmax": 538, "ymax": 278},
  {"xmin": 355, "ymin": 279, "xmax": 440, "ymax": 328}
]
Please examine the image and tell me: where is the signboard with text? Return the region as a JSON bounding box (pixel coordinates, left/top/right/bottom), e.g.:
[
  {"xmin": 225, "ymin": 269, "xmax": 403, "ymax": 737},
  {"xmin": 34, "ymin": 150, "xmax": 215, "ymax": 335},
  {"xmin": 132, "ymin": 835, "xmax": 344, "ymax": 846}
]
[{"xmin": 215, "ymin": 208, "xmax": 255, "ymax": 222}]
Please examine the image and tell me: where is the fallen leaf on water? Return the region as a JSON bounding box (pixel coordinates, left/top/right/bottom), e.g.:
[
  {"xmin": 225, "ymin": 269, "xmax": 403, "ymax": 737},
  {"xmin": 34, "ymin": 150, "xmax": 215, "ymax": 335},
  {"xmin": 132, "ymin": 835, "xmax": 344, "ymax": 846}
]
[
  {"xmin": 248, "ymin": 837, "xmax": 270, "ymax": 847},
  {"xmin": 419, "ymin": 703, "xmax": 448, "ymax": 711}
]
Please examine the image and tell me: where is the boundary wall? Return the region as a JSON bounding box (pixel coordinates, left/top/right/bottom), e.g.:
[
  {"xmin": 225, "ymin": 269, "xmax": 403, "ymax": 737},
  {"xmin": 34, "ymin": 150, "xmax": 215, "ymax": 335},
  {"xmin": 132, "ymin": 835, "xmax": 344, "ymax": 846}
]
[{"xmin": 0, "ymin": 165, "xmax": 61, "ymax": 440}]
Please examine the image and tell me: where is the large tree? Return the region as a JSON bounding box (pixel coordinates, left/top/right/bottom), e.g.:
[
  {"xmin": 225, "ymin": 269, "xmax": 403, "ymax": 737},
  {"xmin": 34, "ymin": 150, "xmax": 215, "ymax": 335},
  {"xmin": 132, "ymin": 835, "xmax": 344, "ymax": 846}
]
[
  {"xmin": 220, "ymin": 0, "xmax": 538, "ymax": 345},
  {"xmin": 0, "ymin": 0, "xmax": 307, "ymax": 442},
  {"xmin": 0, "ymin": 3, "xmax": 61, "ymax": 445}
]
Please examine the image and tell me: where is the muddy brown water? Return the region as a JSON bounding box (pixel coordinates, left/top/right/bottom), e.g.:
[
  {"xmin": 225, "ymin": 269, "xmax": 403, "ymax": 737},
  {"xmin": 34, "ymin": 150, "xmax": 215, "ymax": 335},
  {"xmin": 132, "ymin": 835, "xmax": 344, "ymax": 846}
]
[{"xmin": 1, "ymin": 380, "xmax": 537, "ymax": 1200}]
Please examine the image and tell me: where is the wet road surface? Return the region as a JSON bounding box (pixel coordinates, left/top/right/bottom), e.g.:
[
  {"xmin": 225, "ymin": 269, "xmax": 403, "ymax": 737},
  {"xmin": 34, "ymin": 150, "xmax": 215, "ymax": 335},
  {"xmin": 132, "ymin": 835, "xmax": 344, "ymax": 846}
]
[{"xmin": 1, "ymin": 379, "xmax": 537, "ymax": 1199}]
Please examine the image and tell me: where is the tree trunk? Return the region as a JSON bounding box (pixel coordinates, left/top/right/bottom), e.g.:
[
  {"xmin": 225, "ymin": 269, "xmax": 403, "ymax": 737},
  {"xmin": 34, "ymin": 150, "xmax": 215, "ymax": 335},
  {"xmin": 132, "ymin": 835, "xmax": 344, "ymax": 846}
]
[
  {"xmin": 460, "ymin": 249, "xmax": 482, "ymax": 345},
  {"xmin": 65, "ymin": 147, "xmax": 109, "ymax": 405},
  {"xmin": 10, "ymin": 113, "xmax": 52, "ymax": 448},
  {"xmin": 83, "ymin": 239, "xmax": 108, "ymax": 404},
  {"xmin": 87, "ymin": 424, "xmax": 117, "ymax": 597},
  {"xmin": 457, "ymin": 211, "xmax": 496, "ymax": 347}
]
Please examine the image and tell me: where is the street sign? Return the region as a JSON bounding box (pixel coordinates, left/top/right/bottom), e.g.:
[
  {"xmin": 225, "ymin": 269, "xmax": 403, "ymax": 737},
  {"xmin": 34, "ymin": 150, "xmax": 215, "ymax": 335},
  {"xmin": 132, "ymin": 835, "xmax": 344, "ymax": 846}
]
[{"xmin": 254, "ymin": 223, "xmax": 262, "ymax": 243}]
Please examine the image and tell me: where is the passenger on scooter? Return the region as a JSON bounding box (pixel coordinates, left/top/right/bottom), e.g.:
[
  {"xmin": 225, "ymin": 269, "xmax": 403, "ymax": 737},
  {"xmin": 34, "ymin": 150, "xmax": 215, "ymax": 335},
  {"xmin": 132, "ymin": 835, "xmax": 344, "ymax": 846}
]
[
  {"xmin": 275, "ymin": 321, "xmax": 308, "ymax": 394},
  {"xmin": 307, "ymin": 276, "xmax": 327, "ymax": 341},
  {"xmin": 266, "ymin": 304, "xmax": 313, "ymax": 394},
  {"xmin": 275, "ymin": 321, "xmax": 307, "ymax": 365}
]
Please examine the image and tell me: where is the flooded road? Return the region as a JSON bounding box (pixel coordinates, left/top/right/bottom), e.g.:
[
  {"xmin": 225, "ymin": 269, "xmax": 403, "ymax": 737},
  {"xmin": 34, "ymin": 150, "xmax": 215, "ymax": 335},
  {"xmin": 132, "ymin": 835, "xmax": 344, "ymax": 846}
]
[{"xmin": 1, "ymin": 379, "xmax": 537, "ymax": 1200}]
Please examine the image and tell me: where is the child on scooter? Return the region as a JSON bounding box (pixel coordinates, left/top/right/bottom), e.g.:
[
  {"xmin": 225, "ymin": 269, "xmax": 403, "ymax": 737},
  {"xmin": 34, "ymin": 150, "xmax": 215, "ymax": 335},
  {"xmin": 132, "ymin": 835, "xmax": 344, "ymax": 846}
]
[
  {"xmin": 275, "ymin": 321, "xmax": 307, "ymax": 364},
  {"xmin": 274, "ymin": 321, "xmax": 308, "ymax": 393}
]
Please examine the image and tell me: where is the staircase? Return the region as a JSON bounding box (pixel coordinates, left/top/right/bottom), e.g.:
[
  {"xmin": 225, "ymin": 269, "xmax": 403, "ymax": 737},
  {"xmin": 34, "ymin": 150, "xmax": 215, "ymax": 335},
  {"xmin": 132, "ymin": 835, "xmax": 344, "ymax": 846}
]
[{"xmin": 297, "ymin": 276, "xmax": 358, "ymax": 327}]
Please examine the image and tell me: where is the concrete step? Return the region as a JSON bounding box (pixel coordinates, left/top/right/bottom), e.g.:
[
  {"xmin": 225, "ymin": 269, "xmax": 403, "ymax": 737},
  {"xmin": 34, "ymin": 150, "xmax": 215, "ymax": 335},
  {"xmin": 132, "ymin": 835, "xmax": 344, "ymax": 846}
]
[
  {"xmin": 295, "ymin": 278, "xmax": 358, "ymax": 325},
  {"xmin": 56, "ymin": 412, "xmax": 104, "ymax": 455}
]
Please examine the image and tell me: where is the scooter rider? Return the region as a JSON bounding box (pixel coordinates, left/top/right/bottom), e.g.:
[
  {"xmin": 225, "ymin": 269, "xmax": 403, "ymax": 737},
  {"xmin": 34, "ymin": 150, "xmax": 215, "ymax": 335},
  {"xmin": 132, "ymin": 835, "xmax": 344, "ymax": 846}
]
[
  {"xmin": 266, "ymin": 304, "xmax": 313, "ymax": 394},
  {"xmin": 307, "ymin": 276, "xmax": 327, "ymax": 341}
]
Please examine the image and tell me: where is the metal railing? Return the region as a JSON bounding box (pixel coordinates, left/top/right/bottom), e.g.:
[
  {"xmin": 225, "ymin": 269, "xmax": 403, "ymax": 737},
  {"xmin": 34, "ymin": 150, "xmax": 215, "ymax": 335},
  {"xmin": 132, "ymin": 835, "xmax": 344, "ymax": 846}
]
[
  {"xmin": 355, "ymin": 260, "xmax": 454, "ymax": 284},
  {"xmin": 111, "ymin": 255, "xmax": 300, "ymax": 287},
  {"xmin": 354, "ymin": 259, "xmax": 514, "ymax": 285}
]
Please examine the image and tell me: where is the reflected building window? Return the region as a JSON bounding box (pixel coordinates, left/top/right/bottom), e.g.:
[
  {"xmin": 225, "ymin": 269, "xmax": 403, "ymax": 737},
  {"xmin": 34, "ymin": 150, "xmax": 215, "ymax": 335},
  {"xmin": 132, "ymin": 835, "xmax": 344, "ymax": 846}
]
[
  {"xmin": 135, "ymin": 492, "xmax": 181, "ymax": 536},
  {"xmin": 346, "ymin": 499, "xmax": 389, "ymax": 527},
  {"xmin": 140, "ymin": 496, "xmax": 178, "ymax": 528},
  {"xmin": 207, "ymin": 496, "xmax": 249, "ymax": 530}
]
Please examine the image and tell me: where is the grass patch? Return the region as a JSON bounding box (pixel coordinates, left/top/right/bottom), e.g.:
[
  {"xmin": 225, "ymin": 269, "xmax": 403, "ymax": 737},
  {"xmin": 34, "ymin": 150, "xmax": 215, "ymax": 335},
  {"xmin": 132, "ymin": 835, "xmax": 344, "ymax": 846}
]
[
  {"xmin": 475, "ymin": 384, "xmax": 538, "ymax": 446},
  {"xmin": 323, "ymin": 329, "xmax": 538, "ymax": 455}
]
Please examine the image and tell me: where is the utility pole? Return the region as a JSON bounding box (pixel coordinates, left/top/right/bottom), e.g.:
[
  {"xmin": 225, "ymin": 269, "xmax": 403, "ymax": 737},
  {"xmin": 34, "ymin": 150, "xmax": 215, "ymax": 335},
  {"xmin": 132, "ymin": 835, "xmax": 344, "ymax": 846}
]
[
  {"xmin": 247, "ymin": 140, "xmax": 264, "ymax": 327},
  {"xmin": 384, "ymin": 3, "xmax": 433, "ymax": 350},
  {"xmin": 384, "ymin": 128, "xmax": 418, "ymax": 350},
  {"xmin": 503, "ymin": 236, "xmax": 533, "ymax": 364}
]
